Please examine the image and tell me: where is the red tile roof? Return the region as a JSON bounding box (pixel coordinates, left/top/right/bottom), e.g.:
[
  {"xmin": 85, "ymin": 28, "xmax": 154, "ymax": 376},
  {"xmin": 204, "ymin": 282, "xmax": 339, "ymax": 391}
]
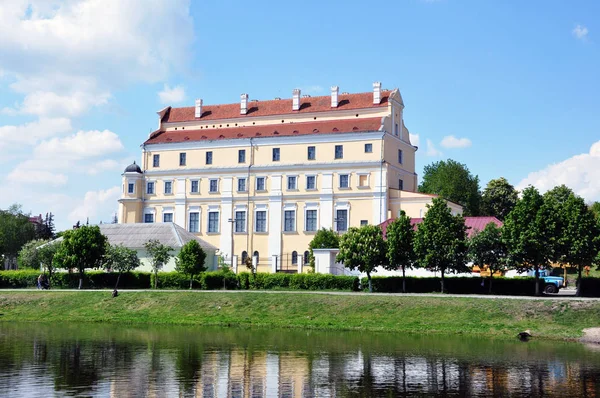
[
  {"xmin": 163, "ymin": 91, "xmax": 391, "ymax": 123},
  {"xmin": 145, "ymin": 117, "xmax": 383, "ymax": 145},
  {"xmin": 379, "ymin": 216, "xmax": 503, "ymax": 239}
]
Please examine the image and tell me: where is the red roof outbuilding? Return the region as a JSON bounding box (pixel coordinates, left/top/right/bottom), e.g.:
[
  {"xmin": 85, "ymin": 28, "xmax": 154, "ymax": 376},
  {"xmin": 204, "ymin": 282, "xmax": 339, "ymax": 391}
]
[{"xmin": 379, "ymin": 216, "xmax": 503, "ymax": 239}]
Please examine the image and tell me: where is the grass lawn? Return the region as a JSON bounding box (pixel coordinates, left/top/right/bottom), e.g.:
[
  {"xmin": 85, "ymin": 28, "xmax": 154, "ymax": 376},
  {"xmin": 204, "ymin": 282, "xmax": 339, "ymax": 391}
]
[{"xmin": 0, "ymin": 291, "xmax": 599, "ymax": 341}]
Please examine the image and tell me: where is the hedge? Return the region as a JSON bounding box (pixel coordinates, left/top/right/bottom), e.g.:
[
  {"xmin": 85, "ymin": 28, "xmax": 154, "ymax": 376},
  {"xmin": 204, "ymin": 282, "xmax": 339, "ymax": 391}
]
[
  {"xmin": 362, "ymin": 276, "xmax": 546, "ymax": 296},
  {"xmin": 239, "ymin": 272, "xmax": 360, "ymax": 291},
  {"xmin": 578, "ymin": 278, "xmax": 600, "ymax": 297},
  {"xmin": 149, "ymin": 271, "xmax": 238, "ymax": 290}
]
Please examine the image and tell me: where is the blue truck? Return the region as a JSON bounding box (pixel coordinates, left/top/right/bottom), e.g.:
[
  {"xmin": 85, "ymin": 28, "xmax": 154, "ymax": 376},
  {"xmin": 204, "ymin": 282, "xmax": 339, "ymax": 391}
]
[{"xmin": 505, "ymin": 269, "xmax": 564, "ymax": 294}]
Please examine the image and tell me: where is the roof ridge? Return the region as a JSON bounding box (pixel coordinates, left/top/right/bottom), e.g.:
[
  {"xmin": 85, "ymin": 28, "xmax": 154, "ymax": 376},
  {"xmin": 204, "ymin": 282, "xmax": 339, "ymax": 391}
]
[{"xmin": 171, "ymin": 223, "xmax": 184, "ymax": 247}]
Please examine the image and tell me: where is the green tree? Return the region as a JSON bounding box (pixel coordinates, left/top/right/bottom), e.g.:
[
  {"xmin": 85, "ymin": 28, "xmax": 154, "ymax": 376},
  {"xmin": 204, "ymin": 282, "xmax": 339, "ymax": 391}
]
[
  {"xmin": 481, "ymin": 177, "xmax": 518, "ymax": 221},
  {"xmin": 418, "ymin": 159, "xmax": 481, "ymax": 216},
  {"xmin": 503, "ymin": 186, "xmax": 548, "ymax": 296},
  {"xmin": 540, "ymin": 185, "xmax": 575, "ymax": 271},
  {"xmin": 103, "ymin": 244, "xmax": 141, "ymax": 290},
  {"xmin": 468, "ymin": 223, "xmax": 508, "ymax": 293},
  {"xmin": 384, "ymin": 211, "xmax": 415, "ymax": 293},
  {"xmin": 175, "ymin": 240, "xmax": 207, "ymax": 289},
  {"xmin": 144, "ymin": 239, "xmax": 173, "ymax": 289},
  {"xmin": 39, "ymin": 241, "xmax": 60, "ymax": 289},
  {"xmin": 308, "ymin": 228, "xmax": 340, "ymax": 269},
  {"xmin": 414, "ymin": 197, "xmax": 469, "ymax": 293},
  {"xmin": 336, "ymin": 225, "xmax": 386, "ymax": 292},
  {"xmin": 53, "ymin": 225, "xmax": 107, "ymax": 289},
  {"xmin": 560, "ymin": 194, "xmax": 600, "ymax": 296},
  {"xmin": 589, "ymin": 201, "xmax": 600, "ymax": 221},
  {"xmin": 17, "ymin": 239, "xmax": 49, "ymax": 269},
  {"xmin": 0, "ymin": 204, "xmax": 36, "ymax": 269}
]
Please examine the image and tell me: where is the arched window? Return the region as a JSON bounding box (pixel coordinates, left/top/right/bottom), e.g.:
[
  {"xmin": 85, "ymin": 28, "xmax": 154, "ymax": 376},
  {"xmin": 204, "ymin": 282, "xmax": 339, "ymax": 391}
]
[
  {"xmin": 292, "ymin": 251, "xmax": 298, "ymax": 265},
  {"xmin": 304, "ymin": 251, "xmax": 310, "ymax": 265},
  {"xmin": 241, "ymin": 251, "xmax": 248, "ymax": 264},
  {"xmin": 253, "ymin": 251, "xmax": 259, "ymax": 264}
]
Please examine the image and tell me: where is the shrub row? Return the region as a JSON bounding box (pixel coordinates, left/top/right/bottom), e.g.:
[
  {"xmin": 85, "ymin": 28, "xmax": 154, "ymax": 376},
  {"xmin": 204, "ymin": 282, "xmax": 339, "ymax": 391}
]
[
  {"xmin": 578, "ymin": 278, "xmax": 600, "ymax": 297},
  {"xmin": 150, "ymin": 271, "xmax": 238, "ymax": 290},
  {"xmin": 363, "ymin": 276, "xmax": 547, "ymax": 296},
  {"xmin": 238, "ymin": 272, "xmax": 360, "ymax": 291},
  {"xmin": 0, "ymin": 270, "xmax": 151, "ymax": 289}
]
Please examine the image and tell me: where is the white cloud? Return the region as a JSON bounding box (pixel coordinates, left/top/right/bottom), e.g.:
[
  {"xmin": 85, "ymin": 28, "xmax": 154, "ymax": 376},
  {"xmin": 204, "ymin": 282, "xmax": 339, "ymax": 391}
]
[
  {"xmin": 6, "ymin": 169, "xmax": 68, "ymax": 186},
  {"xmin": 426, "ymin": 139, "xmax": 442, "ymax": 157},
  {"xmin": 0, "ymin": 118, "xmax": 72, "ymax": 149},
  {"xmin": 34, "ymin": 129, "xmax": 124, "ymax": 159},
  {"xmin": 68, "ymin": 186, "xmax": 121, "ymax": 224},
  {"xmin": 409, "ymin": 133, "xmax": 420, "ymax": 147},
  {"xmin": 158, "ymin": 84, "xmax": 186, "ymax": 104},
  {"xmin": 87, "ymin": 159, "xmax": 120, "ymax": 175},
  {"xmin": 440, "ymin": 135, "xmax": 472, "ymax": 149},
  {"xmin": 517, "ymin": 140, "xmax": 600, "ymax": 202},
  {"xmin": 573, "ymin": 24, "xmax": 589, "ymax": 40}
]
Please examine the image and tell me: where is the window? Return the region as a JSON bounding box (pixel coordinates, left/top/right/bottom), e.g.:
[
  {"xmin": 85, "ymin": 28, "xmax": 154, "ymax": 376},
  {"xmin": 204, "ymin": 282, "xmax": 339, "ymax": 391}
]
[
  {"xmin": 395, "ymin": 123, "xmax": 399, "ymax": 136},
  {"xmin": 304, "ymin": 251, "xmax": 310, "ymax": 265},
  {"xmin": 292, "ymin": 251, "xmax": 298, "ymax": 265},
  {"xmin": 360, "ymin": 220, "xmax": 368, "ymax": 226},
  {"xmin": 144, "ymin": 213, "xmax": 154, "ymax": 223},
  {"xmin": 238, "ymin": 149, "xmax": 246, "ymax": 163},
  {"xmin": 307, "ymin": 146, "xmax": 316, "ymax": 160},
  {"xmin": 365, "ymin": 143, "xmax": 373, "ymax": 153},
  {"xmin": 153, "ymin": 154, "xmax": 160, "ymax": 167},
  {"xmin": 272, "ymin": 148, "xmax": 280, "ymax": 162},
  {"xmin": 398, "ymin": 149, "xmax": 403, "ymax": 164},
  {"xmin": 208, "ymin": 212, "xmax": 219, "ymax": 233},
  {"xmin": 179, "ymin": 152, "xmax": 186, "ymax": 166},
  {"xmin": 255, "ymin": 211, "xmax": 267, "ymax": 232},
  {"xmin": 306, "ymin": 175, "xmax": 316, "ymax": 190},
  {"xmin": 287, "ymin": 176, "xmax": 297, "ymax": 190},
  {"xmin": 163, "ymin": 213, "xmax": 173, "ymax": 223},
  {"xmin": 128, "ymin": 183, "xmax": 134, "ymax": 194},
  {"xmin": 256, "ymin": 177, "xmax": 266, "ymax": 191},
  {"xmin": 399, "ymin": 179, "xmax": 404, "ymax": 190},
  {"xmin": 164, "ymin": 181, "xmax": 172, "ymax": 194},
  {"xmin": 235, "ymin": 211, "xmax": 246, "ymax": 233},
  {"xmin": 238, "ymin": 178, "xmax": 247, "ymax": 192},
  {"xmin": 339, "ymin": 174, "xmax": 349, "ymax": 189},
  {"xmin": 191, "ymin": 180, "xmax": 199, "ymax": 193},
  {"xmin": 146, "ymin": 182, "xmax": 155, "ymax": 194},
  {"xmin": 305, "ymin": 209, "xmax": 317, "ymax": 232},
  {"xmin": 336, "ymin": 209, "xmax": 348, "ymax": 232},
  {"xmin": 284, "ymin": 210, "xmax": 295, "ymax": 232},
  {"xmin": 209, "ymin": 179, "xmax": 218, "ymax": 193},
  {"xmin": 359, "ymin": 174, "xmax": 368, "ymax": 187},
  {"xmin": 206, "ymin": 151, "xmax": 213, "ymax": 165},
  {"xmin": 241, "ymin": 251, "xmax": 248, "ymax": 264},
  {"xmin": 189, "ymin": 212, "xmax": 199, "ymax": 232},
  {"xmin": 335, "ymin": 145, "xmax": 343, "ymax": 159}
]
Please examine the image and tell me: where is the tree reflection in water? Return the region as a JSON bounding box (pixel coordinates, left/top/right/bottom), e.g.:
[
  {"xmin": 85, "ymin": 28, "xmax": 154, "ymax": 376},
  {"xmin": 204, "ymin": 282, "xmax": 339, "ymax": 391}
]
[{"xmin": 0, "ymin": 323, "xmax": 599, "ymax": 397}]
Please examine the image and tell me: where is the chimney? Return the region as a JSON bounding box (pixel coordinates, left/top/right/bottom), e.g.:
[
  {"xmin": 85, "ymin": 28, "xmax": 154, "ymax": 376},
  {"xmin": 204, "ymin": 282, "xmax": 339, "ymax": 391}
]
[
  {"xmin": 373, "ymin": 82, "xmax": 382, "ymax": 104},
  {"xmin": 194, "ymin": 99, "xmax": 203, "ymax": 118},
  {"xmin": 240, "ymin": 93, "xmax": 249, "ymax": 115},
  {"xmin": 331, "ymin": 86, "xmax": 339, "ymax": 108},
  {"xmin": 292, "ymin": 89, "xmax": 301, "ymax": 111}
]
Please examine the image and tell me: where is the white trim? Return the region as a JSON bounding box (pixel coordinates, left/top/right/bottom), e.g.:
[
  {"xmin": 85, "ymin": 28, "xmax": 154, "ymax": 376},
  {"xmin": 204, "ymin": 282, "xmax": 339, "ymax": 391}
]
[
  {"xmin": 334, "ymin": 204, "xmax": 350, "ymax": 232},
  {"xmin": 206, "ymin": 209, "xmax": 220, "ymax": 233},
  {"xmin": 190, "ymin": 179, "xmax": 200, "ymax": 194},
  {"xmin": 208, "ymin": 178, "xmax": 219, "ymax": 193},
  {"xmin": 283, "ymin": 207, "xmax": 297, "ymax": 232},
  {"xmin": 233, "ymin": 208, "xmax": 247, "ymax": 233},
  {"xmin": 126, "ymin": 180, "xmax": 136, "ymax": 194},
  {"xmin": 146, "ymin": 180, "xmax": 156, "ymax": 195},
  {"xmin": 357, "ymin": 172, "xmax": 370, "ymax": 188},
  {"xmin": 338, "ymin": 173, "xmax": 351, "ymax": 189},
  {"xmin": 304, "ymin": 204, "xmax": 319, "ymax": 232},
  {"xmin": 305, "ymin": 174, "xmax": 317, "ymax": 190},
  {"xmin": 286, "ymin": 174, "xmax": 298, "ymax": 191},
  {"xmin": 255, "ymin": 175, "xmax": 267, "ymax": 191},
  {"xmin": 236, "ymin": 177, "xmax": 247, "ymax": 193},
  {"xmin": 163, "ymin": 180, "xmax": 174, "ymax": 195},
  {"xmin": 254, "ymin": 206, "xmax": 268, "ymax": 233}
]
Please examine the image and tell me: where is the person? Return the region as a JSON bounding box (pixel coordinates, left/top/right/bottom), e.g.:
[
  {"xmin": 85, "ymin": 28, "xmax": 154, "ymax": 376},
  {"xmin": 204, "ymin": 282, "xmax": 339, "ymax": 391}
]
[
  {"xmin": 37, "ymin": 274, "xmax": 43, "ymax": 290},
  {"xmin": 112, "ymin": 289, "xmax": 118, "ymax": 298}
]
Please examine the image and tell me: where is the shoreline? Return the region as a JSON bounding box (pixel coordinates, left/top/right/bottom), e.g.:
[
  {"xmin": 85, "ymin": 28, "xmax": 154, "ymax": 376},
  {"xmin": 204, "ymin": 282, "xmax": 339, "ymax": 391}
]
[{"xmin": 1, "ymin": 291, "xmax": 598, "ymax": 342}]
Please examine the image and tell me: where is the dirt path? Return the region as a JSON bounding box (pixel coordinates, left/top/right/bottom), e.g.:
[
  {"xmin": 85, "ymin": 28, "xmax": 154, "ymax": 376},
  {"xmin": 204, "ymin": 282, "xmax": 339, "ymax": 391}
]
[{"xmin": 581, "ymin": 328, "xmax": 600, "ymax": 344}]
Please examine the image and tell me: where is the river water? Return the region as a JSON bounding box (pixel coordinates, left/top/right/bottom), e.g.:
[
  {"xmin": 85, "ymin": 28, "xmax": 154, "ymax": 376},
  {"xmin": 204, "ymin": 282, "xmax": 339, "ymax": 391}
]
[{"xmin": 0, "ymin": 323, "xmax": 599, "ymax": 397}]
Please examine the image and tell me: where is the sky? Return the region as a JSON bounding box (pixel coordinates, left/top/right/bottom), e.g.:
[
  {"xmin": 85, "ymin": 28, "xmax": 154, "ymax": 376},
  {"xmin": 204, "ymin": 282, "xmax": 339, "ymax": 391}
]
[{"xmin": 0, "ymin": 0, "xmax": 599, "ymax": 231}]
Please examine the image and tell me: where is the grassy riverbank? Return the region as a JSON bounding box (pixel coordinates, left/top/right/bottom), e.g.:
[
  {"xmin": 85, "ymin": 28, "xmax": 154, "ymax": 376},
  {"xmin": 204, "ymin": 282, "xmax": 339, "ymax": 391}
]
[{"xmin": 1, "ymin": 291, "xmax": 599, "ymax": 341}]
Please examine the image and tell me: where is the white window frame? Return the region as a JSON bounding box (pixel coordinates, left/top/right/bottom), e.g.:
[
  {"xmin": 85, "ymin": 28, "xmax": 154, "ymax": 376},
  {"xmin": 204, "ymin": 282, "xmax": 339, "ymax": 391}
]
[
  {"xmin": 357, "ymin": 173, "xmax": 370, "ymax": 188},
  {"xmin": 304, "ymin": 203, "xmax": 319, "ymax": 232},
  {"xmin": 237, "ymin": 177, "xmax": 247, "ymax": 193},
  {"xmin": 127, "ymin": 181, "xmax": 135, "ymax": 194},
  {"xmin": 254, "ymin": 204, "xmax": 268, "ymax": 233},
  {"xmin": 152, "ymin": 154, "xmax": 160, "ymax": 167},
  {"xmin": 190, "ymin": 179, "xmax": 200, "ymax": 194},
  {"xmin": 334, "ymin": 145, "xmax": 343, "ymax": 159},
  {"xmin": 143, "ymin": 207, "xmax": 156, "ymax": 223},
  {"xmin": 209, "ymin": 178, "xmax": 219, "ymax": 193},
  {"xmin": 163, "ymin": 180, "xmax": 173, "ymax": 195},
  {"xmin": 339, "ymin": 174, "xmax": 350, "ymax": 189},
  {"xmin": 207, "ymin": 207, "xmax": 220, "ymax": 233},
  {"xmin": 305, "ymin": 174, "xmax": 317, "ymax": 190},
  {"xmin": 283, "ymin": 203, "xmax": 296, "ymax": 233},
  {"xmin": 162, "ymin": 212, "xmax": 173, "ymax": 223},
  {"xmin": 255, "ymin": 176, "xmax": 266, "ymax": 192},
  {"xmin": 287, "ymin": 175, "xmax": 298, "ymax": 191},
  {"xmin": 334, "ymin": 202, "xmax": 350, "ymax": 232},
  {"xmin": 188, "ymin": 207, "xmax": 200, "ymax": 233},
  {"xmin": 234, "ymin": 205, "xmax": 247, "ymax": 233},
  {"xmin": 146, "ymin": 181, "xmax": 156, "ymax": 195}
]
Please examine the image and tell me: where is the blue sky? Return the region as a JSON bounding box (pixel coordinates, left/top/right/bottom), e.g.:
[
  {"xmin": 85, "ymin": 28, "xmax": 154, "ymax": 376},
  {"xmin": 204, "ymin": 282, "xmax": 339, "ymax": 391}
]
[{"xmin": 0, "ymin": 0, "xmax": 598, "ymax": 230}]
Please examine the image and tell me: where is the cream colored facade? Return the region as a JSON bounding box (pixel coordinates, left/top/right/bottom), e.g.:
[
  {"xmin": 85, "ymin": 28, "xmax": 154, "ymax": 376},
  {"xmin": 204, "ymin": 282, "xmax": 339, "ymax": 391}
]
[{"xmin": 119, "ymin": 83, "xmax": 461, "ymax": 272}]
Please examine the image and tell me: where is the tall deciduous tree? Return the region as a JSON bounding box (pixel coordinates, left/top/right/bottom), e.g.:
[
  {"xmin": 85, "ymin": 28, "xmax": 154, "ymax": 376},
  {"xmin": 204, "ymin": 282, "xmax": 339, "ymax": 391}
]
[
  {"xmin": 503, "ymin": 186, "xmax": 547, "ymax": 296},
  {"xmin": 336, "ymin": 225, "xmax": 386, "ymax": 292},
  {"xmin": 418, "ymin": 159, "xmax": 481, "ymax": 216},
  {"xmin": 414, "ymin": 197, "xmax": 469, "ymax": 293},
  {"xmin": 589, "ymin": 202, "xmax": 600, "ymax": 221},
  {"xmin": 384, "ymin": 211, "xmax": 415, "ymax": 293},
  {"xmin": 481, "ymin": 177, "xmax": 518, "ymax": 221},
  {"xmin": 308, "ymin": 228, "xmax": 340, "ymax": 269},
  {"xmin": 54, "ymin": 225, "xmax": 107, "ymax": 289},
  {"xmin": 468, "ymin": 223, "xmax": 508, "ymax": 293},
  {"xmin": 144, "ymin": 239, "xmax": 173, "ymax": 289},
  {"xmin": 17, "ymin": 239, "xmax": 49, "ymax": 269},
  {"xmin": 40, "ymin": 241, "xmax": 60, "ymax": 289},
  {"xmin": 0, "ymin": 204, "xmax": 36, "ymax": 269},
  {"xmin": 103, "ymin": 244, "xmax": 141, "ymax": 290},
  {"xmin": 175, "ymin": 240, "xmax": 207, "ymax": 289}
]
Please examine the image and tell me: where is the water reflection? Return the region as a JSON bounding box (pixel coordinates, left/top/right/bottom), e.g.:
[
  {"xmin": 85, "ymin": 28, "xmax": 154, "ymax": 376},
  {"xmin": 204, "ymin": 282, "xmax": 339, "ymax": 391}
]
[{"xmin": 0, "ymin": 323, "xmax": 599, "ymax": 397}]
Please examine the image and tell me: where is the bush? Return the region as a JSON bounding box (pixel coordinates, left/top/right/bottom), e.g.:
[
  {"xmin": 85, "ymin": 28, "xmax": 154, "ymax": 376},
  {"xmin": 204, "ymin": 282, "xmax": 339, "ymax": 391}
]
[
  {"xmin": 199, "ymin": 271, "xmax": 238, "ymax": 290},
  {"xmin": 240, "ymin": 272, "xmax": 359, "ymax": 291},
  {"xmin": 151, "ymin": 272, "xmax": 199, "ymax": 289},
  {"xmin": 0, "ymin": 270, "xmax": 152, "ymax": 289},
  {"xmin": 0, "ymin": 270, "xmax": 40, "ymax": 288},
  {"xmin": 363, "ymin": 276, "xmax": 544, "ymax": 296},
  {"xmin": 578, "ymin": 277, "xmax": 600, "ymax": 297}
]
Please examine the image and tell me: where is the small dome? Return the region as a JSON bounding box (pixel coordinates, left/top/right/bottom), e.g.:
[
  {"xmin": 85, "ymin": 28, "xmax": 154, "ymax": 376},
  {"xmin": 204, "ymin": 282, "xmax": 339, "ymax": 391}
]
[{"xmin": 124, "ymin": 161, "xmax": 142, "ymax": 173}]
